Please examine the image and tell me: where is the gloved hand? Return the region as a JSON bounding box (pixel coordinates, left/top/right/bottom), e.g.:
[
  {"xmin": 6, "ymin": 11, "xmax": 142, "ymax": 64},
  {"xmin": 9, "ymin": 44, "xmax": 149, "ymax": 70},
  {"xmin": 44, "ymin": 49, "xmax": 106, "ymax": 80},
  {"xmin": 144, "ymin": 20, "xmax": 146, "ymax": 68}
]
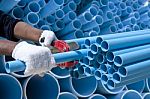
[
  {"xmin": 39, "ymin": 30, "xmax": 58, "ymax": 47},
  {"xmin": 12, "ymin": 41, "xmax": 56, "ymax": 76}
]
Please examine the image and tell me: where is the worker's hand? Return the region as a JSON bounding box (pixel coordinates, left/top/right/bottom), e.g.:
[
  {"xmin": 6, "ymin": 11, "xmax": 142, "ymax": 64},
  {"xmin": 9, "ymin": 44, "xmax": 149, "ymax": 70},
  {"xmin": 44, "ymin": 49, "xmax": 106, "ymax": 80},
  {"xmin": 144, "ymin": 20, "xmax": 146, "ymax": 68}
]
[
  {"xmin": 12, "ymin": 41, "xmax": 56, "ymax": 76},
  {"xmin": 39, "ymin": 30, "xmax": 58, "ymax": 47}
]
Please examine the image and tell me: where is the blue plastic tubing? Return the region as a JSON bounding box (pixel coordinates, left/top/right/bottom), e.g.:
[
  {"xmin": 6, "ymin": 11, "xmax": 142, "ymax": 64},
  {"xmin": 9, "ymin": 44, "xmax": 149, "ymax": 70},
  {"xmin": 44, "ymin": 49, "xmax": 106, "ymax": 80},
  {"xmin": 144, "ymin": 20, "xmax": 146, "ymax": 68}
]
[
  {"xmin": 23, "ymin": 73, "xmax": 60, "ymax": 99},
  {"xmin": 52, "ymin": 20, "xmax": 65, "ymax": 31},
  {"xmin": 17, "ymin": 0, "xmax": 27, "ymax": 8},
  {"xmin": 23, "ymin": 12, "xmax": 39, "ymax": 25},
  {"xmin": 82, "ymin": 15, "xmax": 103, "ymax": 31},
  {"xmin": 114, "ymin": 47, "xmax": 150, "ymax": 67},
  {"xmin": 61, "ymin": 30, "xmax": 83, "ymax": 40},
  {"xmin": 5, "ymin": 49, "xmax": 89, "ymax": 73},
  {"xmin": 24, "ymin": 1, "xmax": 41, "ymax": 15},
  {"xmin": 0, "ymin": 0, "xmax": 20, "ymax": 12},
  {"xmin": 126, "ymin": 80, "xmax": 145, "ymax": 93},
  {"xmin": 11, "ymin": 7, "xmax": 24, "ymax": 19},
  {"xmin": 63, "ymin": 11, "xmax": 76, "ymax": 24},
  {"xmin": 58, "ymin": 76, "xmax": 97, "ymax": 97},
  {"xmin": 139, "ymin": 11, "xmax": 150, "ymax": 22},
  {"xmin": 0, "ymin": 73, "xmax": 22, "ymax": 99},
  {"xmin": 84, "ymin": 31, "xmax": 98, "ymax": 37},
  {"xmin": 40, "ymin": 25, "xmax": 51, "ymax": 30},
  {"xmin": 142, "ymin": 93, "xmax": 150, "ymax": 99},
  {"xmin": 138, "ymin": 4, "xmax": 150, "ymax": 14},
  {"xmin": 106, "ymin": 90, "xmax": 142, "ymax": 99},
  {"xmin": 45, "ymin": 15, "xmax": 55, "ymax": 25},
  {"xmin": 101, "ymin": 33, "xmax": 150, "ymax": 52},
  {"xmin": 62, "ymin": 1, "xmax": 77, "ymax": 14},
  {"xmin": 39, "ymin": 0, "xmax": 64, "ymax": 18},
  {"xmin": 58, "ymin": 92, "xmax": 78, "ymax": 99},
  {"xmin": 106, "ymin": 44, "xmax": 150, "ymax": 62},
  {"xmin": 54, "ymin": 9, "xmax": 65, "ymax": 19},
  {"xmin": 57, "ymin": 19, "xmax": 82, "ymax": 37},
  {"xmin": 88, "ymin": 94, "xmax": 106, "ymax": 99},
  {"xmin": 101, "ymin": 25, "xmax": 117, "ymax": 34},
  {"xmin": 38, "ymin": 0, "xmax": 46, "ymax": 8}
]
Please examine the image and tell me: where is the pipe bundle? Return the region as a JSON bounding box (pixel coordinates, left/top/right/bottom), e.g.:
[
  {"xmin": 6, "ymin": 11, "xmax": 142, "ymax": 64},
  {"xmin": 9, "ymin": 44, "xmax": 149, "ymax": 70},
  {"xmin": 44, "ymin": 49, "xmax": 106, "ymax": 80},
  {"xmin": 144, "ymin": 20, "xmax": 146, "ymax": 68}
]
[{"xmin": 1, "ymin": 0, "xmax": 150, "ymax": 98}]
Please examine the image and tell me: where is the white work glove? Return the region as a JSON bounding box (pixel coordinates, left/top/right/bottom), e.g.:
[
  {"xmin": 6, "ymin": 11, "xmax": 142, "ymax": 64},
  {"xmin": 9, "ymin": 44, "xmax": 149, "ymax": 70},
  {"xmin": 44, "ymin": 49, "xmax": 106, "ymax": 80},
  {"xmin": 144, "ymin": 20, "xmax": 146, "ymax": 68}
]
[
  {"xmin": 39, "ymin": 30, "xmax": 58, "ymax": 47},
  {"xmin": 12, "ymin": 41, "xmax": 56, "ymax": 76}
]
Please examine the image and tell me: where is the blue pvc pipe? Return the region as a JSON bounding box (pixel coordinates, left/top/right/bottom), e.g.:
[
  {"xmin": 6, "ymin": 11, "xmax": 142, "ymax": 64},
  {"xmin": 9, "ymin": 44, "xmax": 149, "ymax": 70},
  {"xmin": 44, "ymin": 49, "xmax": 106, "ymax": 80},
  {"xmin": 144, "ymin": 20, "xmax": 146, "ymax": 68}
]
[
  {"xmin": 121, "ymin": 6, "xmax": 133, "ymax": 17},
  {"xmin": 24, "ymin": 1, "xmax": 41, "ymax": 15},
  {"xmin": 82, "ymin": 15, "xmax": 103, "ymax": 31},
  {"xmin": 93, "ymin": 26, "xmax": 100, "ymax": 33},
  {"xmin": 17, "ymin": 0, "xmax": 26, "ymax": 8},
  {"xmin": 23, "ymin": 12, "xmax": 39, "ymax": 25},
  {"xmin": 52, "ymin": 20, "xmax": 65, "ymax": 31},
  {"xmin": 61, "ymin": 30, "xmax": 83, "ymax": 40},
  {"xmin": 38, "ymin": 0, "xmax": 46, "ymax": 8},
  {"xmin": 106, "ymin": 90, "xmax": 142, "ymax": 99},
  {"xmin": 57, "ymin": 19, "xmax": 81, "ymax": 37},
  {"xmin": 54, "ymin": 9, "xmax": 64, "ymax": 19},
  {"xmin": 132, "ymin": 2, "xmax": 140, "ymax": 10},
  {"xmin": 0, "ymin": 0, "xmax": 20, "ymax": 12},
  {"xmin": 101, "ymin": 1, "xmax": 115, "ymax": 12},
  {"xmin": 37, "ymin": 20, "xmax": 46, "ymax": 28},
  {"xmin": 101, "ymin": 25, "xmax": 117, "ymax": 34},
  {"xmin": 10, "ymin": 6, "xmax": 24, "ymax": 19},
  {"xmin": 62, "ymin": 1, "xmax": 76, "ymax": 14},
  {"xmin": 102, "ymin": 11, "xmax": 114, "ymax": 22},
  {"xmin": 84, "ymin": 31, "xmax": 98, "ymax": 37},
  {"xmin": 142, "ymin": 93, "xmax": 150, "ymax": 99},
  {"xmin": 0, "ymin": 73, "xmax": 22, "ymax": 99},
  {"xmin": 99, "ymin": 0, "xmax": 108, "ymax": 7},
  {"xmin": 58, "ymin": 92, "xmax": 78, "ymax": 99},
  {"xmin": 139, "ymin": 11, "xmax": 150, "ymax": 22},
  {"xmin": 58, "ymin": 76, "xmax": 97, "ymax": 97},
  {"xmin": 126, "ymin": 80, "xmax": 145, "ymax": 93},
  {"xmin": 78, "ymin": 12, "xmax": 93, "ymax": 25},
  {"xmin": 0, "ymin": 55, "xmax": 6, "ymax": 73},
  {"xmin": 39, "ymin": 0, "xmax": 64, "ymax": 18},
  {"xmin": 88, "ymin": 94, "xmax": 106, "ymax": 99},
  {"xmin": 5, "ymin": 49, "xmax": 89, "ymax": 73},
  {"xmin": 118, "ymin": 2, "xmax": 126, "ymax": 10},
  {"xmin": 40, "ymin": 25, "xmax": 51, "ymax": 30},
  {"xmin": 45, "ymin": 15, "xmax": 55, "ymax": 25},
  {"xmin": 23, "ymin": 73, "xmax": 60, "ymax": 99},
  {"xmin": 101, "ymin": 33, "xmax": 150, "ymax": 52},
  {"xmin": 63, "ymin": 11, "xmax": 76, "ymax": 24},
  {"xmin": 138, "ymin": 4, "xmax": 150, "ymax": 14},
  {"xmin": 122, "ymin": 17, "xmax": 136, "ymax": 26}
]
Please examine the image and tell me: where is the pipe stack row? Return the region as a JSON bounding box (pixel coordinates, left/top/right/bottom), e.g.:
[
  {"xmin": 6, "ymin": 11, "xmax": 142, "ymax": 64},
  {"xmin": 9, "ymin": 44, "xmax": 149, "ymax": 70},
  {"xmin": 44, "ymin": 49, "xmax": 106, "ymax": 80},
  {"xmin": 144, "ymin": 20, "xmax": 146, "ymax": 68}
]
[{"xmin": 1, "ymin": 0, "xmax": 150, "ymax": 99}]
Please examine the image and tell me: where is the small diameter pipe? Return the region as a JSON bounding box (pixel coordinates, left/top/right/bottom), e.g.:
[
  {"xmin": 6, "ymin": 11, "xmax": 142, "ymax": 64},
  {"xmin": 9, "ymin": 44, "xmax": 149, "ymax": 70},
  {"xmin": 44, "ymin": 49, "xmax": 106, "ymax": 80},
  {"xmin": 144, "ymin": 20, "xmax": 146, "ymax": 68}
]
[
  {"xmin": 38, "ymin": 0, "xmax": 46, "ymax": 8},
  {"xmin": 61, "ymin": 30, "xmax": 83, "ymax": 40},
  {"xmin": 101, "ymin": 1, "xmax": 115, "ymax": 12},
  {"xmin": 78, "ymin": 11, "xmax": 93, "ymax": 25},
  {"xmin": 133, "ymin": 24, "xmax": 140, "ymax": 31},
  {"xmin": 101, "ymin": 25, "xmax": 117, "ymax": 34},
  {"xmin": 93, "ymin": 26, "xmax": 100, "ymax": 33},
  {"xmin": 96, "ymin": 53, "xmax": 106, "ymax": 64},
  {"xmin": 57, "ymin": 19, "xmax": 81, "ymax": 37},
  {"xmin": 114, "ymin": 47, "xmax": 150, "ymax": 67},
  {"xmin": 58, "ymin": 92, "xmax": 78, "ymax": 99},
  {"xmin": 23, "ymin": 12, "xmax": 39, "ymax": 26},
  {"xmin": 24, "ymin": 1, "xmax": 40, "ymax": 15},
  {"xmin": 54, "ymin": 9, "xmax": 65, "ymax": 19},
  {"xmin": 132, "ymin": 2, "xmax": 140, "ymax": 10},
  {"xmin": 11, "ymin": 6, "xmax": 24, "ymax": 19},
  {"xmin": 58, "ymin": 76, "xmax": 97, "ymax": 97},
  {"xmin": 126, "ymin": 80, "xmax": 145, "ymax": 93},
  {"xmin": 101, "ymin": 33, "xmax": 150, "ymax": 52},
  {"xmin": 94, "ymin": 70, "xmax": 102, "ymax": 80},
  {"xmin": 45, "ymin": 15, "xmax": 55, "ymax": 25},
  {"xmin": 106, "ymin": 44, "xmax": 150, "ymax": 62},
  {"xmin": 121, "ymin": 6, "xmax": 133, "ymax": 17},
  {"xmin": 63, "ymin": 11, "xmax": 76, "ymax": 24},
  {"xmin": 102, "ymin": 11, "xmax": 114, "ymax": 22},
  {"xmin": 88, "ymin": 94, "xmax": 106, "ymax": 99},
  {"xmin": 96, "ymin": 80, "xmax": 124, "ymax": 94},
  {"xmin": 138, "ymin": 4, "xmax": 150, "ymax": 14},
  {"xmin": 40, "ymin": 25, "xmax": 51, "ymax": 30},
  {"xmin": 99, "ymin": 0, "xmax": 108, "ymax": 7},
  {"xmin": 37, "ymin": 20, "xmax": 46, "ymax": 28},
  {"xmin": 84, "ymin": 31, "xmax": 98, "ymax": 37},
  {"xmin": 0, "ymin": 0, "xmax": 20, "ymax": 13},
  {"xmin": 106, "ymin": 90, "xmax": 142, "ymax": 99},
  {"xmin": 62, "ymin": 1, "xmax": 77, "ymax": 14},
  {"xmin": 17, "ymin": 0, "xmax": 26, "ymax": 8},
  {"xmin": 39, "ymin": 0, "xmax": 64, "ymax": 18},
  {"xmin": 82, "ymin": 15, "xmax": 103, "ymax": 31},
  {"xmin": 5, "ymin": 49, "xmax": 89, "ymax": 73},
  {"xmin": 122, "ymin": 17, "xmax": 136, "ymax": 26},
  {"xmin": 52, "ymin": 20, "xmax": 65, "ymax": 31},
  {"xmin": 23, "ymin": 73, "xmax": 60, "ymax": 99},
  {"xmin": 118, "ymin": 2, "xmax": 126, "ymax": 10},
  {"xmin": 0, "ymin": 73, "xmax": 22, "ymax": 99}
]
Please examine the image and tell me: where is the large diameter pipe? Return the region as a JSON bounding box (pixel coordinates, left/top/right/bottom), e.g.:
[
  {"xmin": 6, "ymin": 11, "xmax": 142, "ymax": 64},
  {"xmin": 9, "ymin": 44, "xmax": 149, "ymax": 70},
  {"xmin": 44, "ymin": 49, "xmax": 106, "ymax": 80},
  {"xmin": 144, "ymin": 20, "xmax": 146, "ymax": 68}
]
[
  {"xmin": 0, "ymin": 73, "xmax": 22, "ymax": 99},
  {"xmin": 142, "ymin": 93, "xmax": 150, "ymax": 99},
  {"xmin": 11, "ymin": 6, "xmax": 24, "ymax": 19},
  {"xmin": 0, "ymin": 0, "xmax": 20, "ymax": 13},
  {"xmin": 39, "ymin": 0, "xmax": 64, "ymax": 18},
  {"xmin": 114, "ymin": 47, "xmax": 150, "ymax": 66},
  {"xmin": 5, "ymin": 49, "xmax": 89, "ymax": 73},
  {"xmin": 23, "ymin": 73, "xmax": 60, "ymax": 99},
  {"xmin": 58, "ymin": 92, "xmax": 78, "ymax": 99},
  {"xmin": 106, "ymin": 90, "xmax": 142, "ymax": 99},
  {"xmin": 101, "ymin": 34, "xmax": 150, "ymax": 52},
  {"xmin": 58, "ymin": 76, "xmax": 97, "ymax": 97}
]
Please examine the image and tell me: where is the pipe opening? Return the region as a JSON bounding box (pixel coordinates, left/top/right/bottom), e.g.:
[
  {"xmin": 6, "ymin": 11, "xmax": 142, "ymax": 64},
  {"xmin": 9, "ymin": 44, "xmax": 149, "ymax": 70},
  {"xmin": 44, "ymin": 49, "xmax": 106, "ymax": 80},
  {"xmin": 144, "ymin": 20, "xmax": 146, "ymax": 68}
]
[
  {"xmin": 85, "ymin": 39, "xmax": 91, "ymax": 46},
  {"xmin": 101, "ymin": 75, "xmax": 108, "ymax": 84},
  {"xmin": 96, "ymin": 15, "xmax": 103, "ymax": 25},
  {"xmin": 97, "ymin": 54, "xmax": 104, "ymax": 64},
  {"xmin": 100, "ymin": 64, "xmax": 107, "ymax": 73},
  {"xmin": 46, "ymin": 15, "xmax": 55, "ymax": 24},
  {"xmin": 40, "ymin": 25, "xmax": 50, "ymax": 30},
  {"xmin": 114, "ymin": 16, "xmax": 121, "ymax": 23},
  {"xmin": 90, "ymin": 31, "xmax": 98, "ymax": 36},
  {"xmin": 94, "ymin": 70, "xmax": 101, "ymax": 80},
  {"xmin": 118, "ymin": 67, "xmax": 127, "ymax": 77},
  {"xmin": 91, "ymin": 44, "xmax": 98, "ymax": 54},
  {"xmin": 54, "ymin": 0, "xmax": 64, "ymax": 5},
  {"xmin": 27, "ymin": 13, "xmax": 39, "ymax": 24},
  {"xmin": 88, "ymin": 51, "xmax": 94, "ymax": 59},
  {"xmin": 12, "ymin": 7, "xmax": 24, "ymax": 19},
  {"xmin": 101, "ymin": 41, "xmax": 109, "ymax": 52},
  {"xmin": 119, "ymin": 2, "xmax": 126, "ymax": 10},
  {"xmin": 75, "ymin": 30, "xmax": 83, "ymax": 38},
  {"xmin": 131, "ymin": 18, "xmax": 136, "ymax": 25},
  {"xmin": 73, "ymin": 20, "xmax": 81, "ymax": 29},
  {"xmin": 83, "ymin": 57, "xmax": 89, "ymax": 65},
  {"xmin": 56, "ymin": 20, "xmax": 65, "ymax": 29},
  {"xmin": 55, "ymin": 9, "xmax": 64, "ymax": 19},
  {"xmin": 134, "ymin": 12, "xmax": 140, "ymax": 20},
  {"xmin": 84, "ymin": 12, "xmax": 92, "ymax": 21},
  {"xmin": 117, "ymin": 23, "xmax": 123, "ymax": 29},
  {"xmin": 107, "ymin": 11, "xmax": 113, "ymax": 19},
  {"xmin": 108, "ymin": 2, "xmax": 115, "ymax": 10},
  {"xmin": 69, "ymin": 1, "xmax": 76, "ymax": 11},
  {"xmin": 100, "ymin": 0, "xmax": 108, "ymax": 6},
  {"xmin": 69, "ymin": 11, "xmax": 76, "ymax": 20},
  {"xmin": 114, "ymin": 56, "xmax": 122, "ymax": 67},
  {"xmin": 29, "ymin": 2, "xmax": 40, "ymax": 13},
  {"xmin": 110, "ymin": 25, "xmax": 116, "ymax": 32},
  {"xmin": 78, "ymin": 66, "xmax": 85, "ymax": 75},
  {"xmin": 85, "ymin": 67, "xmax": 91, "ymax": 76},
  {"xmin": 93, "ymin": 26, "xmax": 100, "ymax": 32},
  {"xmin": 113, "ymin": 73, "xmax": 121, "ymax": 82},
  {"xmin": 89, "ymin": 7, "xmax": 97, "ymax": 16},
  {"xmin": 107, "ymin": 80, "xmax": 115, "ymax": 89},
  {"xmin": 133, "ymin": 25, "xmax": 140, "ymax": 31},
  {"xmin": 121, "ymin": 90, "xmax": 142, "ymax": 99},
  {"xmin": 106, "ymin": 52, "xmax": 114, "ymax": 62},
  {"xmin": 98, "ymin": 9, "xmax": 103, "ymax": 16},
  {"xmin": 108, "ymin": 68, "xmax": 115, "ymax": 74}
]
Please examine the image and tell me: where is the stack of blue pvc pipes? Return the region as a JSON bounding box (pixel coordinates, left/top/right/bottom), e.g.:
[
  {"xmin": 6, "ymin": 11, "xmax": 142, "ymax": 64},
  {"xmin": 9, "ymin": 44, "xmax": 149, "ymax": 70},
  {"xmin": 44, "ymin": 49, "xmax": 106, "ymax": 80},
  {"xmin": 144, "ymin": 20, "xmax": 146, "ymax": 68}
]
[{"xmin": 1, "ymin": 0, "xmax": 150, "ymax": 99}]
